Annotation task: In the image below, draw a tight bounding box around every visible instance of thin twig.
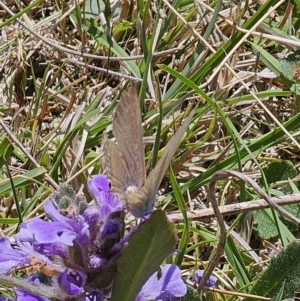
[197,171,226,291]
[168,193,300,221]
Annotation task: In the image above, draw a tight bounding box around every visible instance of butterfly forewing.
[113,86,145,189]
[139,108,196,203]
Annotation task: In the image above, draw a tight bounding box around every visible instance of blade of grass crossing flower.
[169,167,189,267]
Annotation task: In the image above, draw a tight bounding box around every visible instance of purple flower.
[13,290,51,301]
[15,216,77,246]
[58,269,86,295]
[0,175,128,301]
[27,275,41,285]
[79,290,105,301]
[88,175,124,219]
[0,237,30,273]
[193,270,217,288]
[14,200,90,260]
[0,175,188,301]
[135,264,187,301]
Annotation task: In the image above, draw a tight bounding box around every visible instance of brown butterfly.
[103,86,195,217]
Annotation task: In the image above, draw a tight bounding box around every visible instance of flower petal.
[136,264,187,301]
[79,290,105,301]
[193,270,217,288]
[16,218,76,246]
[0,237,30,273]
[58,269,86,295]
[88,175,124,219]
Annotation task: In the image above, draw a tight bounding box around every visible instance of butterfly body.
[103,86,194,217]
[126,190,155,218]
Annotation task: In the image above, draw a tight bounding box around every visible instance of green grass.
[2,0,300,300]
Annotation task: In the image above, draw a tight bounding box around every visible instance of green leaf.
[254,209,292,240]
[260,161,297,193]
[251,43,300,95]
[247,240,300,300]
[254,161,299,239]
[279,50,300,82]
[111,210,177,301]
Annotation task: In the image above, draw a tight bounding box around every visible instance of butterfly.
[103,86,195,217]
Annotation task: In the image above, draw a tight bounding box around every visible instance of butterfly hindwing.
[103,139,132,203]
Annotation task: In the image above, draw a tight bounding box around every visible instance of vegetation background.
[2,0,300,300]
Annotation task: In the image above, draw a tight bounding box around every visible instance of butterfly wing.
[103,139,133,204]
[138,108,196,206]
[113,86,146,189]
